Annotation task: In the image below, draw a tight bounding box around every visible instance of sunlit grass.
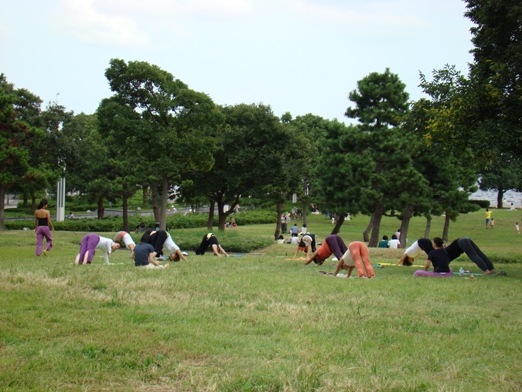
[0,209,521,391]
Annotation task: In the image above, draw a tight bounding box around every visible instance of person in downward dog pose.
[75,233,120,265]
[148,230,189,262]
[444,237,504,275]
[329,241,375,278]
[113,231,136,258]
[195,233,229,257]
[396,238,434,266]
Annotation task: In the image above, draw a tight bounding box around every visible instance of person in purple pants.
[34,199,54,256]
[304,234,347,265]
[75,233,120,265]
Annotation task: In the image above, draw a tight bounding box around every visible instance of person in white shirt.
[396,238,433,266]
[75,233,120,265]
[151,230,189,262]
[388,234,401,249]
[113,231,136,258]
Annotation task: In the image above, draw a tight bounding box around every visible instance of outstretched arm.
[304,250,318,265]
[397,253,408,266]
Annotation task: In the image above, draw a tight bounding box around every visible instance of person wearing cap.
[292,233,316,260]
[113,231,136,258]
[329,241,375,278]
[195,233,229,257]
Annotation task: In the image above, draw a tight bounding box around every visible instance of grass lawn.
[0,209,521,391]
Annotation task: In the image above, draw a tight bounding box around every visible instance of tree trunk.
[274,201,283,240]
[363,214,374,242]
[399,205,414,248]
[442,213,451,241]
[0,187,6,230]
[22,192,28,208]
[424,215,432,238]
[151,183,160,222]
[97,197,105,219]
[30,190,37,212]
[207,200,215,230]
[331,215,345,235]
[497,188,504,209]
[301,199,308,228]
[122,192,129,232]
[368,204,384,247]
[159,176,169,230]
[142,185,149,206]
[216,200,227,231]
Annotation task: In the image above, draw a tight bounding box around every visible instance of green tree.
[478,155,522,208]
[465,0,522,160]
[102,59,219,230]
[186,103,289,231]
[342,69,419,246]
[0,75,41,229]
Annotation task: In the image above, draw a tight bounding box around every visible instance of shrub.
[469,200,490,209]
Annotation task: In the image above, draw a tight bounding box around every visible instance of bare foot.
[43,250,47,256]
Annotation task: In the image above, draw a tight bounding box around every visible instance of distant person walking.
[485,208,492,229]
[34,198,54,256]
[516,222,520,234]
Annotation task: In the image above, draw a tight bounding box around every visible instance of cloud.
[54,0,151,48]
[285,0,426,33]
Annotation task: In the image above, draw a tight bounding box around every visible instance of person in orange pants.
[331,241,375,278]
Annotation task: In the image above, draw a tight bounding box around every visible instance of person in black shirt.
[414,237,452,278]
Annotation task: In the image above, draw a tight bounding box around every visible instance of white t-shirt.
[404,241,422,257]
[388,239,400,249]
[341,250,355,267]
[96,236,114,264]
[122,233,136,249]
[163,234,180,254]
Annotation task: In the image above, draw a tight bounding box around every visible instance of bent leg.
[358,242,375,278]
[326,235,348,260]
[42,227,53,252]
[458,238,490,271]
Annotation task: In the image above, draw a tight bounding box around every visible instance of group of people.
[33,197,506,278]
[397,237,504,277]
[378,234,401,249]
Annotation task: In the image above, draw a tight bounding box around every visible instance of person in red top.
[304,234,347,266]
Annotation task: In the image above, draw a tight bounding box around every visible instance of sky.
[1,0,475,123]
